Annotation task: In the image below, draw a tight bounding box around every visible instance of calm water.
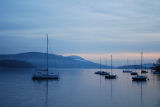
[0,68,160,107]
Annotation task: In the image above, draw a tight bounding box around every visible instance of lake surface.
[0,68,160,107]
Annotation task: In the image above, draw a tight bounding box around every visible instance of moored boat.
[123,58,132,73]
[153,71,160,74]
[100,71,110,75]
[123,70,132,73]
[105,74,116,79]
[32,34,59,80]
[140,52,148,74]
[131,71,138,75]
[132,75,148,81]
[105,55,117,79]
[132,52,149,81]
[95,71,103,74]
[141,70,148,73]
[32,72,59,79]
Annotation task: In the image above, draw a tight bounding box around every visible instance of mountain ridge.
[0,52,107,68]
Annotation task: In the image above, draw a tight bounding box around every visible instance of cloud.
[0,0,160,64]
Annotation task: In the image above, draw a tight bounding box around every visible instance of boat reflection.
[132,81,147,107]
[32,79,59,107]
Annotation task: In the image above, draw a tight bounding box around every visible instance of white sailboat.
[102,57,110,76]
[95,58,103,74]
[99,57,110,75]
[105,55,117,79]
[131,71,138,75]
[123,58,132,73]
[32,34,59,79]
[131,61,138,75]
[132,52,148,81]
[95,58,109,75]
[141,52,148,74]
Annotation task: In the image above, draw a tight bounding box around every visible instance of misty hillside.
[0,52,107,68]
[0,60,34,68]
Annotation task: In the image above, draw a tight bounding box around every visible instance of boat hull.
[141,70,148,73]
[95,71,102,74]
[131,72,138,75]
[132,76,147,81]
[105,74,116,79]
[153,71,160,74]
[100,72,110,75]
[32,74,59,79]
[95,71,109,75]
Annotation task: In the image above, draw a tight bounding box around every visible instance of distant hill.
[0,52,107,68]
[0,60,34,68]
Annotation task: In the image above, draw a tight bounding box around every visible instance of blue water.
[0,68,160,107]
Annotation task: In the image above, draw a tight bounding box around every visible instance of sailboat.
[95,58,109,75]
[95,58,103,74]
[131,61,138,75]
[123,58,132,73]
[132,52,148,81]
[99,58,110,75]
[131,71,138,75]
[141,52,148,74]
[32,34,59,79]
[102,57,110,75]
[105,55,117,79]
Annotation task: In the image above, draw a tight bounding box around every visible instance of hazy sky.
[0,0,160,65]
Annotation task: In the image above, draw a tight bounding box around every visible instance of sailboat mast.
[106,57,107,72]
[141,52,143,71]
[100,57,101,71]
[111,55,112,74]
[47,34,48,75]
[127,58,128,70]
